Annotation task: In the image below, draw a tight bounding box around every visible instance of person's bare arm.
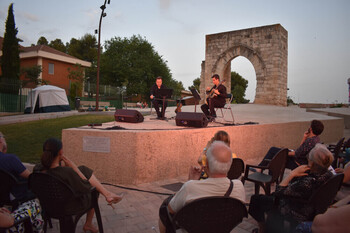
[342,164,350,183]
[279,165,310,187]
[288,151,295,157]
[61,155,87,180]
[312,205,350,233]
[300,130,310,146]
[167,204,175,214]
[0,208,14,228]
[188,166,201,180]
[19,169,30,179]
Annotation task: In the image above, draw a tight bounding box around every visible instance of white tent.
[24,85,70,114]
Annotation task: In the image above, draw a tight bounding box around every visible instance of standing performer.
[150,76,168,119]
[201,74,227,120]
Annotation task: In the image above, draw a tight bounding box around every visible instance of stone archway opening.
[231,56,257,103]
[200,24,288,106]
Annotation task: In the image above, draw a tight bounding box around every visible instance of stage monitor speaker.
[175,112,208,128]
[114,109,144,123]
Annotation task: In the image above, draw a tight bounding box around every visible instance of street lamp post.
[96,0,110,111]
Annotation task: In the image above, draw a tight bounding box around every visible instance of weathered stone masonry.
[200,24,288,106]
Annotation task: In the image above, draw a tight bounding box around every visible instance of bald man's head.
[206,141,232,175]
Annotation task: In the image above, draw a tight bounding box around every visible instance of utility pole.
[96,0,110,111]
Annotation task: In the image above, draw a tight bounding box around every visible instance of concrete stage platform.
[62,104,344,185]
[306,107,350,129]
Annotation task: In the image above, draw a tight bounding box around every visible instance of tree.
[101,35,177,99]
[20,65,46,86]
[66,34,98,84]
[188,77,200,92]
[49,38,66,53]
[1,3,20,94]
[231,71,249,103]
[37,36,48,45]
[67,64,85,101]
[67,34,97,63]
[169,79,185,98]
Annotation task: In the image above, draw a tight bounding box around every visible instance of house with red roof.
[0,36,91,95]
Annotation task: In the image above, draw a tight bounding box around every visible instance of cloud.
[20,12,39,22]
[0,9,6,21]
[159,0,171,10]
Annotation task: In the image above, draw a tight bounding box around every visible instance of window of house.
[48,63,54,75]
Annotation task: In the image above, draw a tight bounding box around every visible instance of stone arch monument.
[200,24,288,106]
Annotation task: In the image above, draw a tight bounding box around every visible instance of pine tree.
[1,3,20,94]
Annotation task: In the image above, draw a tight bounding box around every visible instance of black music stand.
[152,88,173,120]
[190,88,201,112]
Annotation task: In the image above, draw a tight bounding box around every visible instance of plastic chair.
[0,169,30,209]
[328,137,345,168]
[172,196,247,233]
[227,158,245,180]
[242,148,288,195]
[215,93,235,123]
[265,173,344,233]
[28,172,104,233]
[336,138,350,167]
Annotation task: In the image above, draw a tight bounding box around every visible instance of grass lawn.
[0,114,114,164]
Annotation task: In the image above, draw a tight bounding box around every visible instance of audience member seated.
[0,132,34,201]
[295,194,350,233]
[197,130,237,179]
[198,130,238,164]
[158,141,246,233]
[335,161,350,200]
[248,143,333,233]
[311,195,350,233]
[35,138,124,233]
[0,199,43,232]
[258,120,324,170]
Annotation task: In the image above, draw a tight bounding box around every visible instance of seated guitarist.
[201,74,227,120]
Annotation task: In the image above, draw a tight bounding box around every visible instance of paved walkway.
[44,173,260,233]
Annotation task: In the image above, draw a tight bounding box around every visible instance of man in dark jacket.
[150,76,168,119]
[201,74,227,120]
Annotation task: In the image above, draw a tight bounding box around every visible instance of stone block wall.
[201,24,288,106]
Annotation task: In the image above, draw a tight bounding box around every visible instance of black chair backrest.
[332,137,345,168]
[174,197,247,233]
[309,173,344,215]
[0,169,18,206]
[227,158,245,180]
[268,148,288,182]
[29,172,75,217]
[342,138,350,151]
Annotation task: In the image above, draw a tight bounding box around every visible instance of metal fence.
[0,79,124,113]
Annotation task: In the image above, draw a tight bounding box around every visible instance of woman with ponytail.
[38,138,123,233]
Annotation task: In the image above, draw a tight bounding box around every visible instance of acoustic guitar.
[205,79,226,105]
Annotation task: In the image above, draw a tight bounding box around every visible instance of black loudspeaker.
[175,112,208,128]
[114,109,144,123]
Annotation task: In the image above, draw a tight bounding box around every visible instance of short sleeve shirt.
[169,177,246,213]
[0,152,26,178]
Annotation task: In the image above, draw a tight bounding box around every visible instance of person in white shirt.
[158,141,246,233]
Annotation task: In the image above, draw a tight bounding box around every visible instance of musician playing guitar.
[201,74,227,121]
